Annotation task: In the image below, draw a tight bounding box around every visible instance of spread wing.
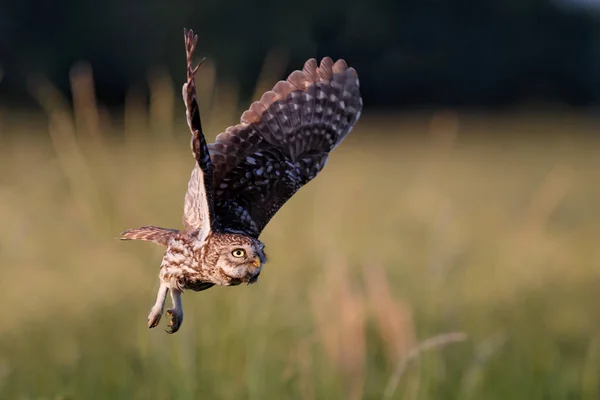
[181,29,215,240]
[208,57,362,238]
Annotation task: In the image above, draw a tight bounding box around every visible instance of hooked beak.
[252,256,261,268]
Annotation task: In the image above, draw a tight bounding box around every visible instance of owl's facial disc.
[214,235,267,283]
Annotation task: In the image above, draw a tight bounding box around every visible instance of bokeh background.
[1,0,600,399]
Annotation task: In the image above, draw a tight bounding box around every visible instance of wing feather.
[181,28,215,239]
[120,226,178,247]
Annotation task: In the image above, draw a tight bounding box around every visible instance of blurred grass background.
[0,59,600,399]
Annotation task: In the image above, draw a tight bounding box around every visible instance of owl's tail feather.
[119,226,179,247]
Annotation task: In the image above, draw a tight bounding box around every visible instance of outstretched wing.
[208,57,362,237]
[181,29,215,240]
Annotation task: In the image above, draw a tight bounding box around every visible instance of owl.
[120,29,362,333]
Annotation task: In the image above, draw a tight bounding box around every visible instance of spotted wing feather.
[119,226,178,247]
[181,29,215,239]
[209,57,362,237]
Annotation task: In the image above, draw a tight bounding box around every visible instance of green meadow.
[0,63,599,399]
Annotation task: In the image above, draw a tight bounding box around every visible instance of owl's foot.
[165,308,183,334]
[165,288,184,334]
[147,307,163,328]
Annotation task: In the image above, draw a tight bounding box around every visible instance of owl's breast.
[160,238,214,287]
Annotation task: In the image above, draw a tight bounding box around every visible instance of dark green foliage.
[1,0,600,109]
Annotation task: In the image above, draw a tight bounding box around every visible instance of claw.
[147,308,162,328]
[165,308,183,334]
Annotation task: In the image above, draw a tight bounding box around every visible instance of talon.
[147,308,163,328]
[165,308,183,334]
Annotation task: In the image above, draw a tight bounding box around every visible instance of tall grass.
[0,59,599,399]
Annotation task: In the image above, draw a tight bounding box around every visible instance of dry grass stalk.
[429,110,459,155]
[311,257,366,400]
[405,110,459,221]
[282,339,315,400]
[383,331,468,400]
[363,262,416,364]
[148,67,175,138]
[504,163,574,272]
[69,62,101,142]
[124,84,149,144]
[27,76,102,226]
[459,332,507,398]
[521,163,573,237]
[251,49,289,103]
[205,81,239,139]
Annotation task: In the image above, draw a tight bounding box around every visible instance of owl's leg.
[165,288,184,334]
[148,282,168,328]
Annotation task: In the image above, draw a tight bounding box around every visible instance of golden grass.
[0,62,599,399]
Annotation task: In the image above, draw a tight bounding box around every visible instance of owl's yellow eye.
[231,249,246,258]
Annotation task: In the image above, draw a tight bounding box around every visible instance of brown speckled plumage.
[119,28,362,334]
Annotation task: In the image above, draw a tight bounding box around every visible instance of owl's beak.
[252,256,261,268]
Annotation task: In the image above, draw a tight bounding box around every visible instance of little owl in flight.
[120,28,363,333]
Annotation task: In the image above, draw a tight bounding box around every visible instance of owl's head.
[209,233,267,284]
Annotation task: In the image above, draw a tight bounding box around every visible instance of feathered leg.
[148,282,168,328]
